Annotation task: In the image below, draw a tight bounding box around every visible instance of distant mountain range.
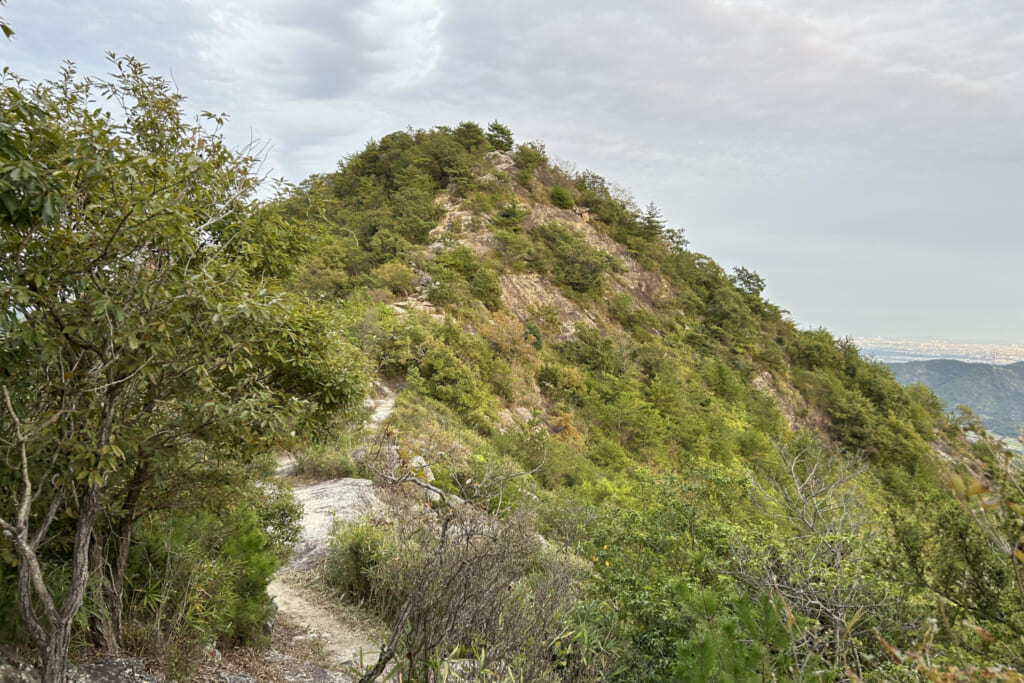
[888,359,1024,440]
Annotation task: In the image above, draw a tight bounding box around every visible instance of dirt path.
[267,572,381,670]
[263,383,399,679]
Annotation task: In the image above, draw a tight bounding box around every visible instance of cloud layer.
[4,1,1022,342]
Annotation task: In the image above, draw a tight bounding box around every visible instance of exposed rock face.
[751,369,830,436]
[487,150,515,172]
[499,273,592,339]
[518,198,669,306]
[288,478,384,571]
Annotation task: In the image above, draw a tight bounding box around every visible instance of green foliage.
[494,199,530,227]
[730,266,766,296]
[283,124,1022,681]
[293,419,366,479]
[0,102,995,680]
[562,325,626,375]
[123,493,299,676]
[550,185,574,209]
[427,245,503,311]
[792,328,845,372]
[530,221,617,295]
[585,376,670,455]
[485,121,514,152]
[639,202,666,238]
[407,336,498,431]
[370,260,418,296]
[0,58,363,674]
[325,491,579,682]
[453,121,489,153]
[537,363,588,406]
[494,422,597,488]
[324,521,394,604]
[513,141,547,184]
[575,471,814,681]
[0,0,12,39]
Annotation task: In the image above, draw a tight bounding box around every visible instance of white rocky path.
[266,382,398,678]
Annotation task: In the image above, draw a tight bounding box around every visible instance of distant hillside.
[889,359,1024,438]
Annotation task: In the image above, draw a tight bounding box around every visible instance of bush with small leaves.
[550,185,574,209]
[513,142,547,184]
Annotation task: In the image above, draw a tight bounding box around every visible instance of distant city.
[853,337,1024,365]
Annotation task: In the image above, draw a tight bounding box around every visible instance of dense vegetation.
[4,62,1024,682]
[281,123,1024,681]
[0,60,362,681]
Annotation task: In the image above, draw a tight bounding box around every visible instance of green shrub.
[469,267,503,311]
[294,443,362,479]
[531,221,616,295]
[513,142,547,184]
[122,497,298,676]
[324,521,394,605]
[494,200,529,227]
[493,422,595,488]
[563,325,625,375]
[537,363,588,405]
[550,185,574,209]
[453,121,489,152]
[427,245,503,311]
[370,261,418,296]
[407,340,498,430]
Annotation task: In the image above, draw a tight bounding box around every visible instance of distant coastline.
[853,337,1024,365]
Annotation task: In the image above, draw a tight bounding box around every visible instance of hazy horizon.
[854,337,1024,365]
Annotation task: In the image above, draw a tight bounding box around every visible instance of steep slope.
[269,123,1024,681]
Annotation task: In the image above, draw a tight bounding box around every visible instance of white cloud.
[355,0,443,89]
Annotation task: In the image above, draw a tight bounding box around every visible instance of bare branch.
[3,386,32,530]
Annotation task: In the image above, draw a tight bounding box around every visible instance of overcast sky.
[4,1,1023,344]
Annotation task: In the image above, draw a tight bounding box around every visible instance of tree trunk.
[32,485,101,683]
[90,460,149,653]
[41,622,73,683]
[89,533,120,653]
[109,461,149,639]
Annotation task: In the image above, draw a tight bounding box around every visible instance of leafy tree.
[453,120,489,152]
[665,226,690,253]
[730,266,766,297]
[0,58,363,681]
[512,141,547,184]
[485,120,514,152]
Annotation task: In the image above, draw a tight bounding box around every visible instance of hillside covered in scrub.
[4,63,1024,683]
[264,122,1024,680]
